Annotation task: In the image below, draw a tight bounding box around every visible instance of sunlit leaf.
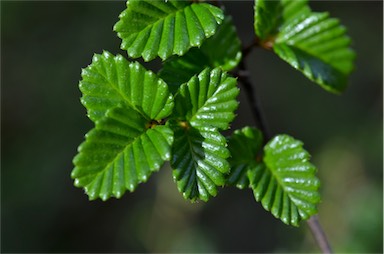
[79,51,174,122]
[74,51,175,200]
[254,0,355,93]
[274,12,355,93]
[168,68,238,201]
[170,123,230,202]
[254,0,310,40]
[72,106,173,201]
[248,134,321,226]
[114,0,224,61]
[174,68,239,130]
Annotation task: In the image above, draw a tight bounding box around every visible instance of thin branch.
[307,215,333,253]
[242,37,260,58]
[237,60,271,142]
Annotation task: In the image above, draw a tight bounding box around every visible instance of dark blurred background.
[1,1,382,253]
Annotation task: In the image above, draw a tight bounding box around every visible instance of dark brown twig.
[237,59,271,142]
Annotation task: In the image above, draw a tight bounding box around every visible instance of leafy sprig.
[72,0,355,230]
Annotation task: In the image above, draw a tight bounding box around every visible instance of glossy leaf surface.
[274,12,355,93]
[159,16,242,89]
[174,68,239,130]
[169,68,238,201]
[254,0,310,40]
[72,106,173,201]
[79,51,174,122]
[227,127,263,189]
[170,123,230,202]
[248,135,320,226]
[254,0,355,93]
[114,0,224,61]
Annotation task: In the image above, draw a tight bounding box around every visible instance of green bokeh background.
[1,1,382,252]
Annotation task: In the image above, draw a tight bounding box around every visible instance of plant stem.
[238,40,333,254]
[307,215,333,253]
[237,60,271,142]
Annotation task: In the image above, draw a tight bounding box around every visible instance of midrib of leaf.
[264,161,291,204]
[275,12,351,74]
[118,1,183,34]
[184,126,199,191]
[97,64,149,121]
[190,93,216,124]
[84,126,151,184]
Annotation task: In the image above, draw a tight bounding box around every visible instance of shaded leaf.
[114,0,224,61]
[227,127,263,189]
[170,122,230,202]
[248,135,320,226]
[72,106,173,201]
[159,16,242,89]
[174,68,239,130]
[79,51,174,122]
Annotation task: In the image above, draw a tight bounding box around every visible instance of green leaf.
[114,0,224,61]
[227,127,263,189]
[72,106,173,201]
[174,68,239,130]
[254,0,310,40]
[170,123,230,202]
[254,0,355,93]
[159,16,242,89]
[79,51,174,122]
[274,12,355,93]
[168,68,238,201]
[248,135,321,226]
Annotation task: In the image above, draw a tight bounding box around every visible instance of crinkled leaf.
[174,68,239,130]
[254,0,310,40]
[168,68,238,201]
[114,0,224,61]
[72,106,173,201]
[159,16,242,89]
[254,0,355,93]
[248,135,321,226]
[227,127,263,189]
[274,12,355,93]
[170,123,230,202]
[79,51,174,122]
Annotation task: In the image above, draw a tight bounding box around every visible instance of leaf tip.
[100,193,110,201]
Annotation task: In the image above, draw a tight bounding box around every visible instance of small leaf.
[79,51,174,122]
[274,12,355,93]
[159,16,242,88]
[227,127,263,189]
[114,0,224,61]
[248,134,320,226]
[174,68,239,130]
[72,106,173,201]
[170,122,230,202]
